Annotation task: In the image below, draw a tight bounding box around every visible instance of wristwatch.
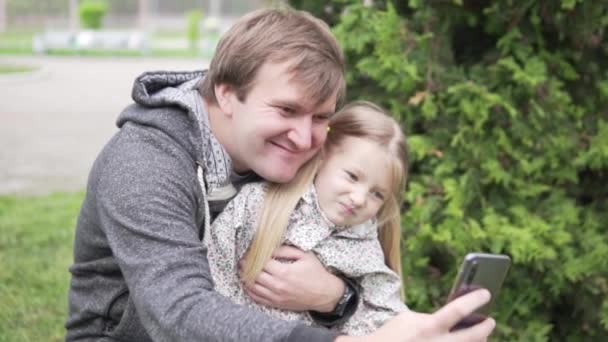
[333,282,356,316]
[309,278,359,327]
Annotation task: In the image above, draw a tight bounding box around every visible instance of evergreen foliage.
[186,10,202,51]
[291,0,608,340]
[78,0,108,30]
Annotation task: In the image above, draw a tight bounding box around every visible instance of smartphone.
[447,253,511,330]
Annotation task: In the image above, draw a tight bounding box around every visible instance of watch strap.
[309,276,360,327]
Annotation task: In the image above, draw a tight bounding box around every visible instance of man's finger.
[271,245,306,260]
[448,317,496,342]
[244,286,273,307]
[433,289,491,330]
[261,258,289,277]
[251,270,279,291]
[244,278,277,301]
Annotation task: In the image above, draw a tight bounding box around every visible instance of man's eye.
[279,106,294,115]
[345,171,358,181]
[313,114,330,122]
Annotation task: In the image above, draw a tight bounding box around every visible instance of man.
[66,8,495,341]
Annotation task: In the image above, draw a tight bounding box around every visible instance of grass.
[0,192,84,342]
[0,30,34,54]
[0,64,38,74]
[0,30,35,43]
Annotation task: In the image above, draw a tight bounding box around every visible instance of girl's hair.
[241,101,409,291]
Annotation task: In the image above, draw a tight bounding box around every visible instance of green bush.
[287,0,345,26]
[79,0,108,30]
[186,10,202,51]
[294,0,608,340]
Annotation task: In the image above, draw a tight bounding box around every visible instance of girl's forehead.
[332,137,394,178]
[333,136,388,158]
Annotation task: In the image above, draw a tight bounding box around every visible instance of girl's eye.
[345,171,358,181]
[373,191,385,201]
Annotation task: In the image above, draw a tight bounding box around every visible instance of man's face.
[314,136,391,227]
[221,62,337,183]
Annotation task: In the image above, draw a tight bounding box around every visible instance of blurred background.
[0,1,278,341]
[0,0,272,58]
[1,1,607,341]
[0,0,280,195]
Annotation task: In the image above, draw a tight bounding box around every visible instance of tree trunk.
[69,0,79,32]
[138,0,148,30]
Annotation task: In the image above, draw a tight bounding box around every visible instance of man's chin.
[256,167,298,184]
[251,155,311,183]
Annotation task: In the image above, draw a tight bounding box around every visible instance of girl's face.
[314,136,392,227]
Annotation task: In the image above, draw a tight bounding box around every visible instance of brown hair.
[242,101,409,297]
[199,8,346,107]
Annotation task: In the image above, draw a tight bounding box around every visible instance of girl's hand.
[240,245,344,312]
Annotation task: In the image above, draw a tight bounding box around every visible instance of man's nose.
[287,115,313,151]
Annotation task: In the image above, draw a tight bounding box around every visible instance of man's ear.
[214,83,235,117]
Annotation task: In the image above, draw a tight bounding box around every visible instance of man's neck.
[203,96,246,173]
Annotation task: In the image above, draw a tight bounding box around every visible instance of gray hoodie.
[65,71,338,341]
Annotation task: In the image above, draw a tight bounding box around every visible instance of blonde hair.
[200,8,346,107]
[242,101,409,295]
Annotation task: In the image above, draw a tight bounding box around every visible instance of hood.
[129,70,205,111]
[117,70,207,164]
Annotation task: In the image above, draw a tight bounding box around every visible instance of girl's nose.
[350,189,366,207]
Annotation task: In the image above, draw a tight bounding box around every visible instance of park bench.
[33,30,148,53]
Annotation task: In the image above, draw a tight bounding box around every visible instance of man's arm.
[311,224,406,334]
[309,275,359,327]
[95,126,336,341]
[336,290,496,342]
[241,245,359,325]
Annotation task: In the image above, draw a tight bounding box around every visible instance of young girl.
[204,101,409,335]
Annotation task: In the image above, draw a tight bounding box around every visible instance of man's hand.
[336,289,496,342]
[240,245,344,312]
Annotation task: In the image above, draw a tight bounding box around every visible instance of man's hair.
[199,8,345,107]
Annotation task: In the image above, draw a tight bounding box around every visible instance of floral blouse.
[203,182,408,335]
